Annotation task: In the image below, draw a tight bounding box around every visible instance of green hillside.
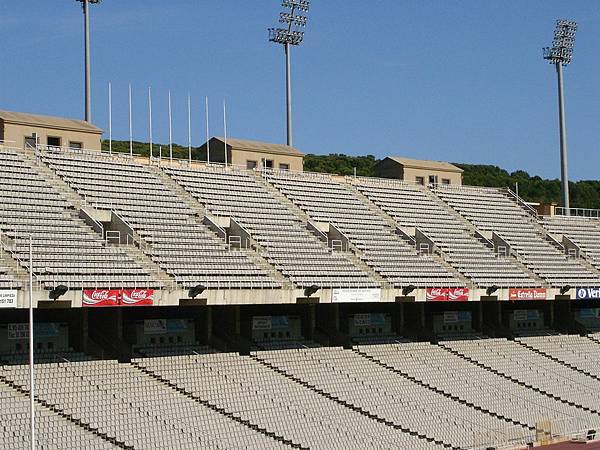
[102,140,600,209]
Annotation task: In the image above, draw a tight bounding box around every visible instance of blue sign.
[576,287,600,300]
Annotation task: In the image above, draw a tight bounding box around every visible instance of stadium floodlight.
[543,19,578,215]
[269,0,310,147]
[560,285,572,295]
[49,285,69,300]
[303,284,319,298]
[402,285,417,296]
[486,285,499,296]
[75,0,101,123]
[188,284,207,299]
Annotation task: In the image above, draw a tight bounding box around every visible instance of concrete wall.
[230,148,303,171]
[374,158,462,185]
[2,121,102,150]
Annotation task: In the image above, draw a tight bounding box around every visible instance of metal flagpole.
[128,84,133,157]
[205,96,210,164]
[223,100,228,167]
[108,82,112,155]
[188,94,192,163]
[148,87,153,162]
[168,90,173,162]
[29,235,35,450]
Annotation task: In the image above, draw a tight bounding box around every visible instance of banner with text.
[508,288,547,301]
[426,288,469,302]
[0,290,17,308]
[576,287,600,300]
[82,289,120,307]
[332,288,381,303]
[122,289,155,306]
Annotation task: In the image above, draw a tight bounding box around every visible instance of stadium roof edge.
[0,109,103,134]
[384,156,463,173]
[210,136,304,157]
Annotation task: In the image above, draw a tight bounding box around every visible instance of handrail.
[506,188,538,217]
[556,206,600,219]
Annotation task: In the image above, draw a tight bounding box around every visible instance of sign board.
[0,290,17,308]
[7,323,28,340]
[83,289,120,307]
[332,288,381,303]
[513,310,540,322]
[354,313,372,327]
[7,322,60,339]
[427,288,469,302]
[252,316,272,330]
[143,319,187,335]
[508,288,547,301]
[122,289,154,306]
[576,287,600,300]
[443,311,471,324]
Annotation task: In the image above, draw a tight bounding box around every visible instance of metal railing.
[556,206,600,219]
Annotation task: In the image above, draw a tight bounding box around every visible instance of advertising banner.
[252,316,272,330]
[575,287,600,300]
[508,288,547,301]
[427,288,469,302]
[332,288,381,303]
[83,289,120,307]
[0,290,17,308]
[121,289,155,306]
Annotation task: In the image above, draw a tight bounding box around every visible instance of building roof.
[385,156,463,173]
[0,110,103,134]
[211,137,304,157]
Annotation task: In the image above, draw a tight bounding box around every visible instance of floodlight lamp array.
[75,0,101,3]
[280,12,307,27]
[282,0,310,12]
[543,19,577,66]
[269,28,304,46]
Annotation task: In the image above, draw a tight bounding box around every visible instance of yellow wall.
[403,167,462,185]
[2,122,102,150]
[230,149,303,171]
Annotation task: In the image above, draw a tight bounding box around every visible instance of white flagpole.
[148,87,153,161]
[108,82,112,155]
[128,83,133,157]
[223,99,228,167]
[188,94,192,164]
[29,235,35,450]
[168,90,173,163]
[205,96,210,164]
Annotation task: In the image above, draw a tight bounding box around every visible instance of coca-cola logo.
[429,288,443,296]
[130,290,149,299]
[91,290,113,300]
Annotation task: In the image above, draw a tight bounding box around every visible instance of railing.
[506,187,539,217]
[556,206,600,219]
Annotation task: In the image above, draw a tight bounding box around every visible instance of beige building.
[0,110,102,151]
[375,156,463,186]
[199,137,304,171]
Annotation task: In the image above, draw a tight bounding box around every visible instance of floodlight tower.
[269,0,310,147]
[76,0,101,123]
[543,19,578,214]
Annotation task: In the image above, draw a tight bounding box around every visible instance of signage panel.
[122,289,154,306]
[576,287,600,300]
[332,288,381,303]
[427,288,469,302]
[83,289,120,307]
[252,316,272,330]
[508,288,547,301]
[0,290,17,308]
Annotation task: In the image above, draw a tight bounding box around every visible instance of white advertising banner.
[332,288,381,303]
[0,290,17,308]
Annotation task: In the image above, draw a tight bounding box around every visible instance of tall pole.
[108,82,112,155]
[284,43,293,147]
[188,94,192,163]
[223,100,228,167]
[128,84,133,157]
[148,87,153,161]
[83,0,92,122]
[556,62,570,214]
[168,90,173,162]
[205,96,210,164]
[28,235,35,450]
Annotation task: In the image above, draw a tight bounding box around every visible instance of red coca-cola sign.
[426,287,469,302]
[82,289,120,307]
[121,289,154,306]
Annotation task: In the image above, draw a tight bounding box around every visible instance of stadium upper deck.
[1,143,600,307]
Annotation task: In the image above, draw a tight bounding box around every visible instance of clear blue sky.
[2,1,599,179]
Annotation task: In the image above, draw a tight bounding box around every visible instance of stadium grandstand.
[2,129,600,449]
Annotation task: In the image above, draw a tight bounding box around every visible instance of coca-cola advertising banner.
[426,288,469,302]
[82,289,155,307]
[121,289,155,306]
[508,288,547,301]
